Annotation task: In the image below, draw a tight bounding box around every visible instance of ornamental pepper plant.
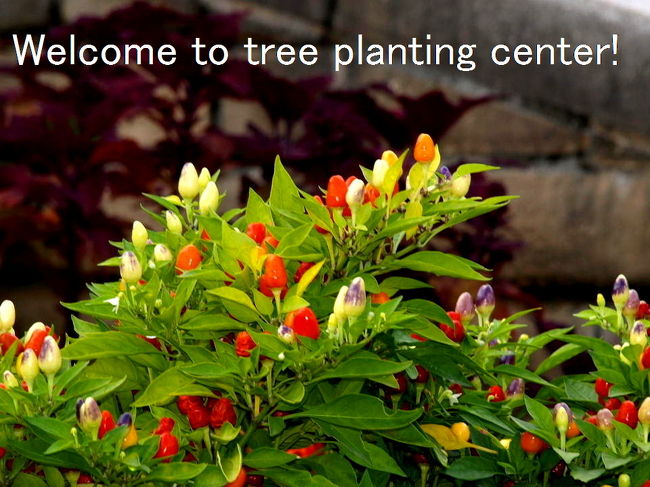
[1,135,649,486]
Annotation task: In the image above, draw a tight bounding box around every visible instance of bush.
[1,134,648,486]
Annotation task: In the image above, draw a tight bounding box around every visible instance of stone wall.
[2,0,649,326]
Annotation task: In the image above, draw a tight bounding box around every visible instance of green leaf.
[245,189,273,225]
[148,463,207,482]
[277,381,305,405]
[180,313,245,331]
[570,467,605,483]
[62,332,162,361]
[133,368,212,407]
[244,448,295,469]
[552,447,580,464]
[269,157,302,213]
[315,355,411,381]
[454,163,499,177]
[535,343,585,375]
[393,251,488,281]
[207,287,257,312]
[403,300,452,325]
[289,394,420,430]
[445,456,501,481]
[564,379,599,403]
[524,395,554,434]
[491,365,553,388]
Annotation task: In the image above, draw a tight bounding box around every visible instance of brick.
[332,0,650,134]
[440,101,587,157]
[0,0,50,30]
[494,167,650,286]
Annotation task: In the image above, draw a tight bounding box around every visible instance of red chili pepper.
[247,474,264,486]
[154,432,179,461]
[294,262,314,283]
[263,235,279,248]
[638,300,649,320]
[566,421,581,438]
[259,254,288,297]
[410,333,427,342]
[136,334,162,351]
[411,453,429,465]
[177,395,203,415]
[0,333,23,355]
[285,307,320,340]
[246,222,267,244]
[551,461,566,477]
[371,292,390,304]
[600,397,622,410]
[386,373,408,395]
[235,331,256,358]
[286,442,325,458]
[153,417,175,435]
[98,410,116,439]
[414,133,435,162]
[210,398,237,429]
[642,347,650,370]
[364,184,380,206]
[439,311,465,342]
[225,468,248,487]
[77,473,95,484]
[520,432,549,455]
[326,175,347,208]
[175,244,202,274]
[201,229,211,240]
[615,400,638,429]
[641,481,650,487]
[25,328,50,356]
[594,377,613,397]
[486,385,506,402]
[585,415,599,426]
[449,383,463,395]
[187,405,210,429]
[415,365,429,384]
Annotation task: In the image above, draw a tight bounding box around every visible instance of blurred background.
[0,0,648,362]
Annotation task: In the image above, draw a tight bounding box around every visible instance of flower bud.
[597,408,614,431]
[553,403,571,433]
[499,438,511,449]
[381,150,398,166]
[506,378,524,399]
[597,293,606,307]
[455,292,475,325]
[198,167,211,192]
[199,181,219,216]
[117,412,133,427]
[475,284,495,321]
[518,334,529,342]
[131,221,148,250]
[119,251,142,284]
[333,286,348,322]
[77,397,102,438]
[630,321,648,347]
[372,159,389,190]
[345,178,365,208]
[619,473,631,487]
[624,290,641,319]
[178,162,200,200]
[439,166,452,181]
[327,313,338,337]
[612,274,630,309]
[153,244,173,263]
[24,322,46,344]
[277,325,296,344]
[38,335,62,376]
[166,211,182,234]
[3,370,18,388]
[344,277,366,318]
[16,349,39,384]
[639,397,650,425]
[450,174,471,198]
[499,353,515,365]
[0,300,15,332]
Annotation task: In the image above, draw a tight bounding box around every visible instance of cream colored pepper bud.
[198,167,211,192]
[38,335,62,376]
[199,181,219,215]
[178,162,200,200]
[165,211,182,234]
[153,244,173,263]
[450,173,471,198]
[131,221,148,250]
[0,300,15,333]
[17,349,39,384]
[120,252,142,283]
